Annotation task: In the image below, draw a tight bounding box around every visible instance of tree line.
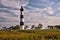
[2,23,60,30]
[1,23,43,30]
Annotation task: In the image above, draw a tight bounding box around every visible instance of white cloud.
[23,0,60,29]
[24,5,60,29]
[47,7,54,15]
[1,0,28,8]
[41,16,60,28]
[0,12,19,28]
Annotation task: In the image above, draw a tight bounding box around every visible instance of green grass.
[0,29,60,40]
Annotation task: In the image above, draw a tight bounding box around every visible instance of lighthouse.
[20,6,24,30]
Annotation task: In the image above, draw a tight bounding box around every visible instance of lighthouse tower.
[20,6,24,30]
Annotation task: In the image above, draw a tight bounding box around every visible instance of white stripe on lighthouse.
[20,18,24,22]
[22,18,24,22]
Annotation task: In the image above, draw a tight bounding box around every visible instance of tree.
[2,27,7,30]
[55,25,60,29]
[24,25,28,30]
[38,23,42,29]
[9,26,14,30]
[31,25,36,29]
[48,25,54,29]
[6,25,20,30]
[14,25,20,30]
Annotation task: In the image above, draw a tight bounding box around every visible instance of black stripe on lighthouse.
[20,15,24,18]
[20,14,24,25]
[20,22,24,25]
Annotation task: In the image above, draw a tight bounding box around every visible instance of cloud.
[0,4,18,10]
[0,12,19,28]
[1,0,28,8]
[47,7,54,15]
[0,0,29,28]
[0,0,60,29]
[24,0,60,29]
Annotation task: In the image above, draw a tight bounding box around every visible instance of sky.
[0,0,60,29]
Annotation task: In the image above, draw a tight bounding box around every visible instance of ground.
[0,29,60,40]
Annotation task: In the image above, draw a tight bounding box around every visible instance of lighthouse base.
[20,25,25,30]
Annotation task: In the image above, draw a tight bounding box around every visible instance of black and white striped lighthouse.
[20,6,24,30]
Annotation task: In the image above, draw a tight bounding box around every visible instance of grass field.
[0,29,60,40]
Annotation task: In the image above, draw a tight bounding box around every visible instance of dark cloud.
[0,17,6,22]
[0,3,19,10]
[0,9,12,13]
[0,9,18,17]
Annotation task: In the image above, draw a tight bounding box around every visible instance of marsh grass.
[0,29,60,40]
